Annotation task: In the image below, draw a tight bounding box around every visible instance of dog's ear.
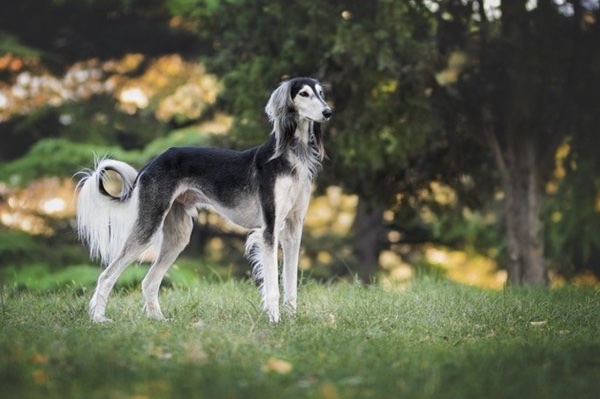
[274,108,297,159]
[312,122,326,161]
[265,80,297,159]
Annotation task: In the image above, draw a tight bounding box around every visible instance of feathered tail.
[76,159,139,267]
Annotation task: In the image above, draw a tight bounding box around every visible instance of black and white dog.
[77,77,332,323]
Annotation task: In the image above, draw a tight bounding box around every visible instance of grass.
[1,278,599,399]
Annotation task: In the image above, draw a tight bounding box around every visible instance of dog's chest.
[287,144,320,182]
[274,173,311,216]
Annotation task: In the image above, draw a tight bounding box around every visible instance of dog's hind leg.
[90,191,171,323]
[89,236,151,323]
[246,228,280,323]
[248,194,281,323]
[142,203,193,320]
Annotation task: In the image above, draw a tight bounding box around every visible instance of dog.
[76,77,332,323]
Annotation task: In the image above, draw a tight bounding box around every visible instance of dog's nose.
[322,108,333,119]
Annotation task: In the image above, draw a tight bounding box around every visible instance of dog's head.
[265,77,332,160]
[289,78,332,122]
[266,77,332,124]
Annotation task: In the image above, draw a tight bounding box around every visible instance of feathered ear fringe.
[312,122,326,161]
[275,111,297,159]
[265,80,297,160]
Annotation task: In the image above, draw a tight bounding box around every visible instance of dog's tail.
[76,159,139,267]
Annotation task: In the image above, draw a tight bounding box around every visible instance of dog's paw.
[145,311,167,321]
[268,314,280,323]
[262,295,280,323]
[283,302,297,317]
[266,309,280,323]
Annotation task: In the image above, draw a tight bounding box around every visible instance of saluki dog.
[77,77,332,323]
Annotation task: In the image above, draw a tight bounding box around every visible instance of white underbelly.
[207,197,263,229]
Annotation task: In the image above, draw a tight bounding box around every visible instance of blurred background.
[1,0,599,292]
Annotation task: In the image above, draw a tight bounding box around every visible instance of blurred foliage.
[0,0,599,286]
[174,0,459,280]
[183,0,444,203]
[0,127,215,185]
[431,0,600,283]
[177,0,600,281]
[0,227,87,268]
[0,229,39,264]
[1,263,201,292]
[0,138,134,184]
[546,143,600,277]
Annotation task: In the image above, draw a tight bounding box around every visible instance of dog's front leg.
[261,229,280,323]
[281,220,303,315]
[281,188,310,316]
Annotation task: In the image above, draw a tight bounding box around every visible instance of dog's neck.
[287,117,321,180]
[295,118,312,144]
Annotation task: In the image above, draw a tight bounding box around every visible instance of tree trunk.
[504,167,547,285]
[501,139,548,286]
[494,0,548,286]
[482,107,548,286]
[351,199,385,284]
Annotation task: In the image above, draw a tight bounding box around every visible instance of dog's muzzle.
[322,108,333,120]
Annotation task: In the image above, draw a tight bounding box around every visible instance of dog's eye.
[299,91,309,97]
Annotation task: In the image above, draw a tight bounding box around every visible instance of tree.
[0,0,220,174]
[432,0,600,284]
[0,0,222,269]
[171,0,449,281]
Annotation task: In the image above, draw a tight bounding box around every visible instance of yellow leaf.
[32,370,47,384]
[159,330,170,338]
[261,357,293,375]
[30,353,48,364]
[326,313,336,326]
[320,382,341,399]
[530,320,549,327]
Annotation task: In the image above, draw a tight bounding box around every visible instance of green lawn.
[1,278,599,399]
